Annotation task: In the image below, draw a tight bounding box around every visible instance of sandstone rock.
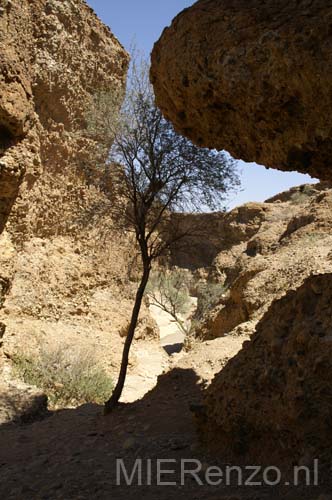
[151,0,332,180]
[0,1,161,408]
[265,183,328,204]
[169,202,271,269]
[193,184,332,340]
[0,0,129,233]
[198,273,332,465]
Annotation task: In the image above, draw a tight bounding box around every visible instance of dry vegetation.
[12,342,113,407]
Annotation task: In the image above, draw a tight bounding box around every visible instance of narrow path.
[149,303,185,354]
[120,341,168,403]
[121,300,191,403]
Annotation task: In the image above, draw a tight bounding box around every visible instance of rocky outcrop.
[169,202,273,270]
[199,273,332,465]
[151,0,332,180]
[0,0,128,233]
[0,0,130,364]
[0,1,162,405]
[188,188,332,467]
[194,183,332,339]
[151,0,332,468]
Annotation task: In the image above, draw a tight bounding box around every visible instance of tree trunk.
[104,263,151,414]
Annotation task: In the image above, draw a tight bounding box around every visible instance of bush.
[147,268,193,335]
[12,343,113,407]
[289,185,316,205]
[147,268,191,315]
[195,281,228,319]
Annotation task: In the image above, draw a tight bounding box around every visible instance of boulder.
[151,0,332,180]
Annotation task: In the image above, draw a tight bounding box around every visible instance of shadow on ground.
[0,368,329,499]
[162,342,183,355]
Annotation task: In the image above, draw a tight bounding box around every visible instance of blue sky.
[87,0,317,209]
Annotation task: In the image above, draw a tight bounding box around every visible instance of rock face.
[193,183,332,339]
[199,273,332,465]
[169,203,271,270]
[0,0,128,233]
[151,0,332,180]
[150,0,332,468]
[186,185,332,466]
[0,0,161,414]
[0,0,129,356]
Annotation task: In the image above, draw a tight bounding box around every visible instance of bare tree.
[103,55,240,413]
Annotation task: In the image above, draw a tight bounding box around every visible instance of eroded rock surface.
[150,0,332,470]
[169,202,271,269]
[193,183,332,340]
[151,0,332,180]
[0,0,128,233]
[199,273,332,465]
[0,1,164,416]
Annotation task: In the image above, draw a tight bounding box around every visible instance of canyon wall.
[0,0,128,234]
[0,0,158,409]
[169,203,272,270]
[199,272,332,465]
[193,183,332,339]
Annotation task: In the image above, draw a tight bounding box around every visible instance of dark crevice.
[0,125,15,152]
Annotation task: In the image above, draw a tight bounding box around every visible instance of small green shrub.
[302,231,327,243]
[196,281,228,319]
[86,87,123,141]
[147,269,191,315]
[289,186,316,205]
[12,343,113,407]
